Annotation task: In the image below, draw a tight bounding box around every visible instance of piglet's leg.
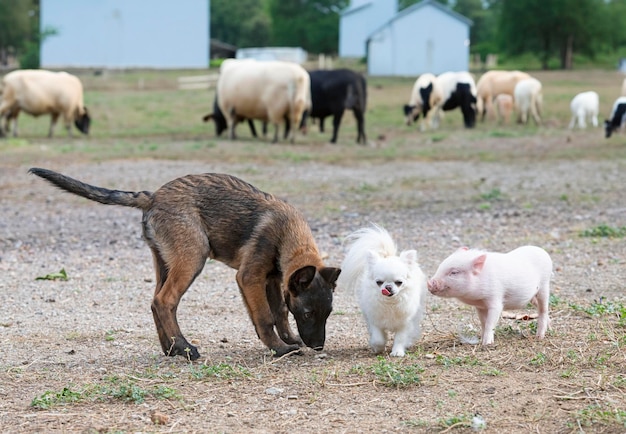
[535,284,551,339]
[476,307,501,345]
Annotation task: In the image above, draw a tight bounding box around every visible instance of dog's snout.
[385,284,393,290]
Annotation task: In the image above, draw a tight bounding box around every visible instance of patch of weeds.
[478,202,492,211]
[348,364,366,376]
[371,356,423,388]
[189,362,251,380]
[351,182,379,193]
[580,224,626,238]
[613,375,626,389]
[481,368,504,376]
[277,151,312,163]
[105,330,115,341]
[529,352,547,366]
[31,387,85,409]
[560,367,578,378]
[35,268,68,281]
[549,294,563,307]
[430,133,447,142]
[480,188,503,202]
[102,379,147,404]
[435,355,481,368]
[438,414,471,429]
[572,404,626,429]
[569,298,626,326]
[402,419,428,428]
[559,194,569,202]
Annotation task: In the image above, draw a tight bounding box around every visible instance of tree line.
[2,0,626,70]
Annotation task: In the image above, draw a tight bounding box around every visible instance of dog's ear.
[366,250,381,268]
[320,267,341,290]
[288,265,317,294]
[400,249,418,265]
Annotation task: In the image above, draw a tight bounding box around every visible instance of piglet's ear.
[472,254,487,274]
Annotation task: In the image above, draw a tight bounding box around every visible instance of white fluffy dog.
[339,225,428,356]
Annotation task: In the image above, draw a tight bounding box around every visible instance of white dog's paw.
[370,343,386,354]
[390,347,406,357]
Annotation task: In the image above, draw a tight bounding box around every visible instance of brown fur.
[28,168,340,360]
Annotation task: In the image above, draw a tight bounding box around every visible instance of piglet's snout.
[427,279,439,293]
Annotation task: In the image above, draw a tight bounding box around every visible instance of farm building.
[339,0,398,58]
[367,0,472,76]
[40,0,209,69]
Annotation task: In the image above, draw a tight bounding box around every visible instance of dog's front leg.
[266,275,303,347]
[237,270,301,356]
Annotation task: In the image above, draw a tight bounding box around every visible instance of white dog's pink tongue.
[381,288,391,296]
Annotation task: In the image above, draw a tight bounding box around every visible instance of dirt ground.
[1,131,625,433]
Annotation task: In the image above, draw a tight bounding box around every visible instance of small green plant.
[573,404,626,429]
[31,387,84,409]
[569,298,626,326]
[580,224,626,238]
[105,330,115,341]
[529,352,547,366]
[435,355,481,368]
[480,188,503,202]
[35,268,68,281]
[371,356,423,388]
[481,368,504,376]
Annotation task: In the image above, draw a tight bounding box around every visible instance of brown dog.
[29,168,341,360]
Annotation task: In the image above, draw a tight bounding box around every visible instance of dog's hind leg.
[149,239,208,361]
[237,267,301,357]
[266,275,303,346]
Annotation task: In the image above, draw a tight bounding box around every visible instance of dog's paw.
[390,348,406,357]
[272,344,302,357]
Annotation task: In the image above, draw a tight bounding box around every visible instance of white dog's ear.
[400,249,418,265]
[366,250,381,268]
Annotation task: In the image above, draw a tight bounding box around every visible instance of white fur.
[514,77,543,125]
[427,246,552,345]
[494,93,513,124]
[569,91,599,129]
[338,225,427,357]
[216,59,311,143]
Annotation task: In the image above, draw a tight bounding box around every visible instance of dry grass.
[0,68,625,433]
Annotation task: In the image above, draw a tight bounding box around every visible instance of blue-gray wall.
[368,3,470,76]
[41,0,209,68]
[339,0,397,58]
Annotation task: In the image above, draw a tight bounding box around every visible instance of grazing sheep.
[476,70,531,121]
[403,73,436,130]
[514,77,543,125]
[0,69,90,138]
[494,94,514,124]
[604,96,626,138]
[205,59,310,143]
[568,91,599,129]
[420,71,477,129]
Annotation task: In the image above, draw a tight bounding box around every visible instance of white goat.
[568,91,599,129]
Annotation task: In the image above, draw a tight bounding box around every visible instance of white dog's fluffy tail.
[338,224,397,294]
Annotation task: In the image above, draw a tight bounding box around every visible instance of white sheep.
[568,91,599,129]
[0,69,90,137]
[212,59,311,143]
[514,77,543,125]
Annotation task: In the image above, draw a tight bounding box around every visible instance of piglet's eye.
[449,270,460,276]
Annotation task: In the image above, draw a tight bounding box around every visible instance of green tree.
[211,0,271,48]
[268,0,348,54]
[498,0,605,69]
[0,0,35,66]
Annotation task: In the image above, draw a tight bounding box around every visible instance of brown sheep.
[0,69,90,138]
[476,70,530,122]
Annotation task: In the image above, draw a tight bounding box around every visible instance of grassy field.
[2,67,626,165]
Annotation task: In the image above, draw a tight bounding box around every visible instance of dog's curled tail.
[338,224,398,293]
[29,167,153,210]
